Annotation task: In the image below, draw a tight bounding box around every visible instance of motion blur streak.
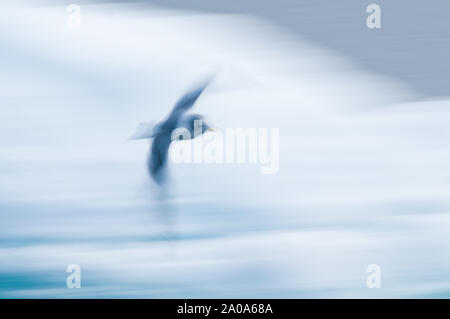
[0,2,449,298]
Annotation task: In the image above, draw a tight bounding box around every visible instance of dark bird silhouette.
[131,79,213,185]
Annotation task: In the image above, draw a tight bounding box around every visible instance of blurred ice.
[0,3,449,298]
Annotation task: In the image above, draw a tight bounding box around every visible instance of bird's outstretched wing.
[129,122,156,140]
[148,134,172,185]
[168,77,213,120]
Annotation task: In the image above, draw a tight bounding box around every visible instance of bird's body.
[131,79,212,185]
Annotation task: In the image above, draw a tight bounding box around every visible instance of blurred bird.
[130,78,213,185]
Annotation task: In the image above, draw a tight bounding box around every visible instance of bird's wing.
[168,77,213,119]
[129,122,156,140]
[148,134,171,185]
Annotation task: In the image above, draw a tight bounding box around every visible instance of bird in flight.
[130,78,213,185]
